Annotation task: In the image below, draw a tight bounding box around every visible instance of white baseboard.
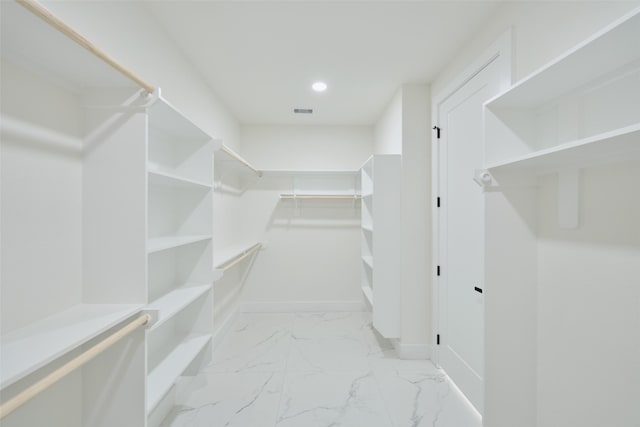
[240,300,365,313]
[392,340,432,360]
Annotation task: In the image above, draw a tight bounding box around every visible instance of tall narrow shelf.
[359,155,401,338]
[145,96,214,424]
[482,8,640,427]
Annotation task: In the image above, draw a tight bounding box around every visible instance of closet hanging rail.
[219,243,262,271]
[0,313,150,420]
[16,0,155,94]
[279,194,362,200]
[219,145,263,177]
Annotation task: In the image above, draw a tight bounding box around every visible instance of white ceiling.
[146,1,502,126]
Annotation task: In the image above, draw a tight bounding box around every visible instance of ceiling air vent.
[293,108,313,114]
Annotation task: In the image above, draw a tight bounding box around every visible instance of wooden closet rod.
[220,243,262,271]
[16,0,155,94]
[220,145,263,177]
[0,313,150,420]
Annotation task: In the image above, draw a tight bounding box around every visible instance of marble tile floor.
[161,312,482,427]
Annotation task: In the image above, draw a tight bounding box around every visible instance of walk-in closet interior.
[1,1,638,426]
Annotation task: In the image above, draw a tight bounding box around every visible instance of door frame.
[430,30,512,367]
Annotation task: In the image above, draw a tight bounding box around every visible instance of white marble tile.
[161,372,283,427]
[276,370,393,427]
[373,369,482,427]
[207,313,295,373]
[287,334,371,373]
[292,312,372,340]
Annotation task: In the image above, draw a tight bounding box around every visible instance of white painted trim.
[430,29,512,366]
[392,340,433,360]
[240,300,365,313]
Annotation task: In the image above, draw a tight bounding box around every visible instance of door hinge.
[437,197,440,207]
[437,265,441,276]
[436,334,440,345]
[432,126,441,139]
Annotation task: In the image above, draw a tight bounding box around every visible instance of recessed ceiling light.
[312,81,328,92]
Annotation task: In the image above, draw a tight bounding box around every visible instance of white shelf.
[147,334,211,412]
[362,255,374,269]
[362,286,373,307]
[147,235,212,254]
[146,284,212,332]
[486,124,640,173]
[260,169,359,177]
[486,8,640,110]
[148,170,212,190]
[0,304,142,389]
[213,241,262,269]
[361,224,373,233]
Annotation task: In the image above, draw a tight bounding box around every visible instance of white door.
[435,56,507,414]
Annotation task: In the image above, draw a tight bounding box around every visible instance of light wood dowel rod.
[0,314,150,420]
[220,145,262,177]
[220,244,262,271]
[16,0,155,93]
[280,194,362,200]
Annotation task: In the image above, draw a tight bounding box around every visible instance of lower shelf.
[147,334,212,413]
[0,304,142,389]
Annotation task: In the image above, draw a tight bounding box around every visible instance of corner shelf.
[147,235,212,254]
[0,304,143,389]
[146,284,212,332]
[146,334,212,413]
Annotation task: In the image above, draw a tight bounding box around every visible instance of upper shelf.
[486,7,640,110]
[486,123,640,174]
[0,304,142,389]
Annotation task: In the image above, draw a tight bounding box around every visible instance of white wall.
[399,85,431,348]
[373,90,402,155]
[241,125,373,170]
[1,60,83,333]
[536,162,640,427]
[373,85,432,354]
[238,125,372,306]
[41,1,240,152]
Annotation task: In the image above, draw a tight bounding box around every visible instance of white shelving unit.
[359,155,401,338]
[145,95,214,424]
[482,8,640,427]
[147,334,212,413]
[1,3,147,426]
